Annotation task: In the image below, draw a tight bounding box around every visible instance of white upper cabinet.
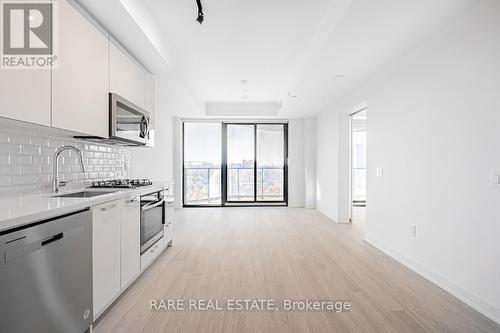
[0,0,154,139]
[52,0,109,137]
[109,41,147,110]
[0,69,50,126]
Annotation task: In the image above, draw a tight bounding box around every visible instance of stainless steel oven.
[140,190,164,254]
[110,93,150,146]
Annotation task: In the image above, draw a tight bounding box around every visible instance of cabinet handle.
[149,244,159,253]
[100,204,117,211]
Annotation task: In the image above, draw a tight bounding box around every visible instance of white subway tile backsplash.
[21,165,41,175]
[11,175,39,185]
[9,134,31,145]
[22,144,41,155]
[0,165,21,176]
[0,155,10,165]
[0,143,21,154]
[11,155,33,165]
[30,136,49,146]
[0,133,10,143]
[40,146,57,156]
[0,126,130,197]
[0,176,10,186]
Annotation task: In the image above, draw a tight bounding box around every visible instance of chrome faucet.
[53,145,86,193]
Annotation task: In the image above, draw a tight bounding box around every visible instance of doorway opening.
[349,109,367,229]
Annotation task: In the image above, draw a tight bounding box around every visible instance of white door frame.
[348,102,367,223]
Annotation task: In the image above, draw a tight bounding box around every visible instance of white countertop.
[0,183,169,233]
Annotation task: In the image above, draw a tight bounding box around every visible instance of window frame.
[182,121,288,207]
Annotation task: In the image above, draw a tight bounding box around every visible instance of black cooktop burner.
[91,179,153,188]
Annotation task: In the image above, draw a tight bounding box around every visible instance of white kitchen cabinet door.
[92,199,122,319]
[109,41,146,110]
[164,203,175,245]
[120,196,140,289]
[0,69,50,126]
[52,0,109,137]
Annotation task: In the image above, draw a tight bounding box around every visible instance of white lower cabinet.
[92,188,174,321]
[164,203,175,245]
[120,196,141,289]
[92,199,122,319]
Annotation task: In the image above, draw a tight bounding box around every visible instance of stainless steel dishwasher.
[0,208,93,333]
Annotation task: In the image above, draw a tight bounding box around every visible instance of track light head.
[196,11,204,24]
[196,0,204,24]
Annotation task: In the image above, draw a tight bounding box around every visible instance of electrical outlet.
[376,168,384,177]
[409,224,417,238]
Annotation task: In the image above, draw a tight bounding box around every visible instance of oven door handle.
[141,199,164,211]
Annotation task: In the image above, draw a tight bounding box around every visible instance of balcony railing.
[184,166,284,204]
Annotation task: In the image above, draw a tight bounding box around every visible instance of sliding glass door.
[226,124,255,201]
[183,122,287,206]
[224,123,287,205]
[256,124,286,202]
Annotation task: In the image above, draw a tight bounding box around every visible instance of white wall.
[287,118,305,207]
[304,118,316,208]
[316,110,340,220]
[315,0,500,323]
[173,117,183,208]
[131,75,202,182]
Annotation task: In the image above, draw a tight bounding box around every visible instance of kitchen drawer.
[140,237,164,270]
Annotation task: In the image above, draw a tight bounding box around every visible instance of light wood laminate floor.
[94,208,499,333]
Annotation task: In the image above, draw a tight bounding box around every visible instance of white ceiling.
[80,0,478,118]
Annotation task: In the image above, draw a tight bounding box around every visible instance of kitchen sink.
[53,191,115,198]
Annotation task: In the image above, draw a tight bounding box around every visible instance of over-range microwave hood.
[74,93,151,146]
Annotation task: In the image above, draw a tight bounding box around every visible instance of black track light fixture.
[196,0,204,24]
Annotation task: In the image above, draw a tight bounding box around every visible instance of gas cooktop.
[90,179,153,188]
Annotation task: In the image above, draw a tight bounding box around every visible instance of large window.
[183,123,222,205]
[183,122,287,206]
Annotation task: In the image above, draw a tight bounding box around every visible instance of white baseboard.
[315,207,338,223]
[315,207,351,224]
[364,234,500,325]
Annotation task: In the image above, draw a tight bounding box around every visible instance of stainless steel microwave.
[109,93,150,146]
